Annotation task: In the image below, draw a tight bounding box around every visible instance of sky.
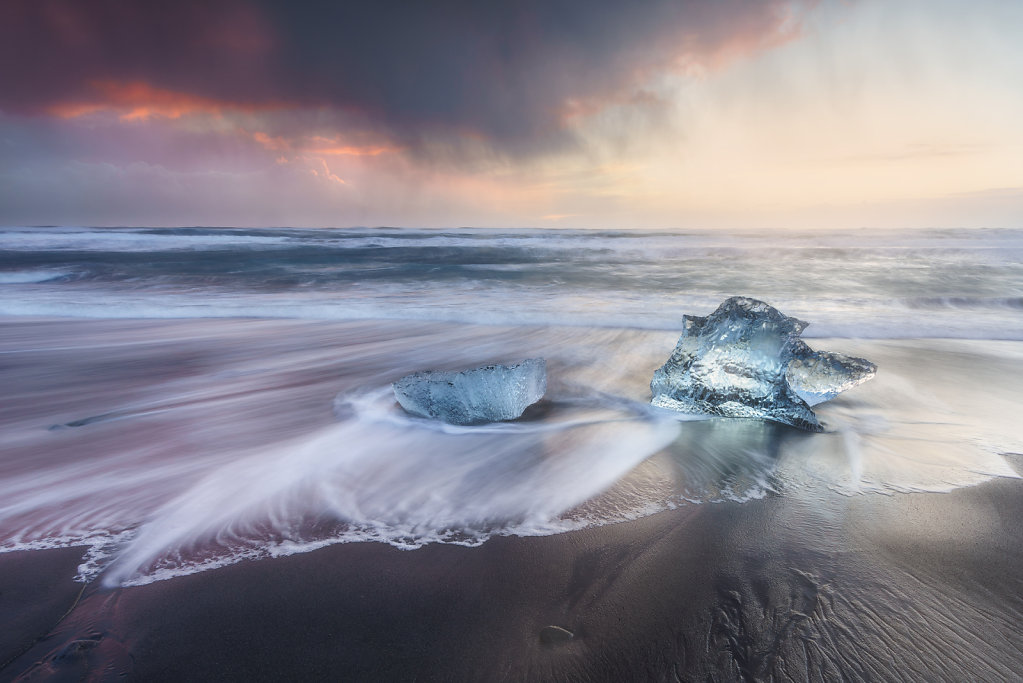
[1,0,1022,230]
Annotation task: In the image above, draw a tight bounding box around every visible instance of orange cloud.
[47,80,277,121]
[252,131,291,152]
[310,145,397,157]
[250,132,401,161]
[308,159,346,185]
[303,135,399,157]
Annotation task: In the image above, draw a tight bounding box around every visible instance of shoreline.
[4,477,1023,680]
[3,314,1023,343]
[2,316,1022,680]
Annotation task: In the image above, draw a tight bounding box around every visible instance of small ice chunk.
[650,297,876,431]
[393,358,547,425]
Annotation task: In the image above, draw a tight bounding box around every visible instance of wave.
[2,371,1017,589]
[2,226,1020,342]
[1,387,685,587]
[7,225,1022,257]
[904,296,1023,310]
[0,269,72,284]
[0,295,1021,340]
[0,227,296,252]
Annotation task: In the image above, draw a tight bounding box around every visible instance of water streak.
[0,319,1018,586]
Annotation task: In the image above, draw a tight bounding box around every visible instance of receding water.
[0,316,1018,587]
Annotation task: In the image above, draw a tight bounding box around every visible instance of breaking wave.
[0,269,72,284]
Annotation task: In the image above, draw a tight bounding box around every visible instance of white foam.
[0,269,71,284]
[95,400,681,586]
[2,318,1020,589]
[0,293,1019,340]
[0,227,294,252]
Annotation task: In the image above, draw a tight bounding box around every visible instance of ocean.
[1,226,1022,680]
[2,226,1022,337]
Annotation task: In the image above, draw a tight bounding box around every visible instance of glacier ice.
[650,297,876,431]
[393,358,547,425]
[785,349,877,407]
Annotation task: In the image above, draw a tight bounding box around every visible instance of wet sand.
[3,317,1023,681]
[4,475,1023,681]
[0,548,86,674]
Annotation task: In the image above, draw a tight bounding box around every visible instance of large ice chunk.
[393,358,547,425]
[650,297,875,431]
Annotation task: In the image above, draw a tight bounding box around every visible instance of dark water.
[2,226,1022,337]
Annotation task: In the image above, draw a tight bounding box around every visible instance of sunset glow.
[2,0,1021,228]
[3,4,1023,679]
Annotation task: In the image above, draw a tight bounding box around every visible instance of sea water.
[1,226,1021,338]
[0,226,1020,586]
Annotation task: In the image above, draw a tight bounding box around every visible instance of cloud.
[46,81,277,121]
[0,0,813,157]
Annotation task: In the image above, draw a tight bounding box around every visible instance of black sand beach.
[2,317,1022,681]
[4,476,1023,681]
[3,0,1023,674]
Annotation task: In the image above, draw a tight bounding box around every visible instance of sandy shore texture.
[3,475,1023,681]
[2,318,1022,681]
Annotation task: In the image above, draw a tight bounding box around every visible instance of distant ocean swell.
[1,226,1021,340]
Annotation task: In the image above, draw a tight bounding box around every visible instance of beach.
[1,227,1021,680]
[4,445,1023,680]
[1,312,1022,680]
[6,0,1023,676]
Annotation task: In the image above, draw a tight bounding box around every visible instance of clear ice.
[650,297,876,431]
[393,358,547,425]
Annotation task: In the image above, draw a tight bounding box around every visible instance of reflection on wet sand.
[1,319,1017,591]
[2,317,1023,680]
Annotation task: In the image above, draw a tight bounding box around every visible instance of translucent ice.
[393,358,547,425]
[785,348,877,407]
[651,297,875,431]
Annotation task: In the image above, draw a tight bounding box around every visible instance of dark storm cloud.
[0,0,809,153]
